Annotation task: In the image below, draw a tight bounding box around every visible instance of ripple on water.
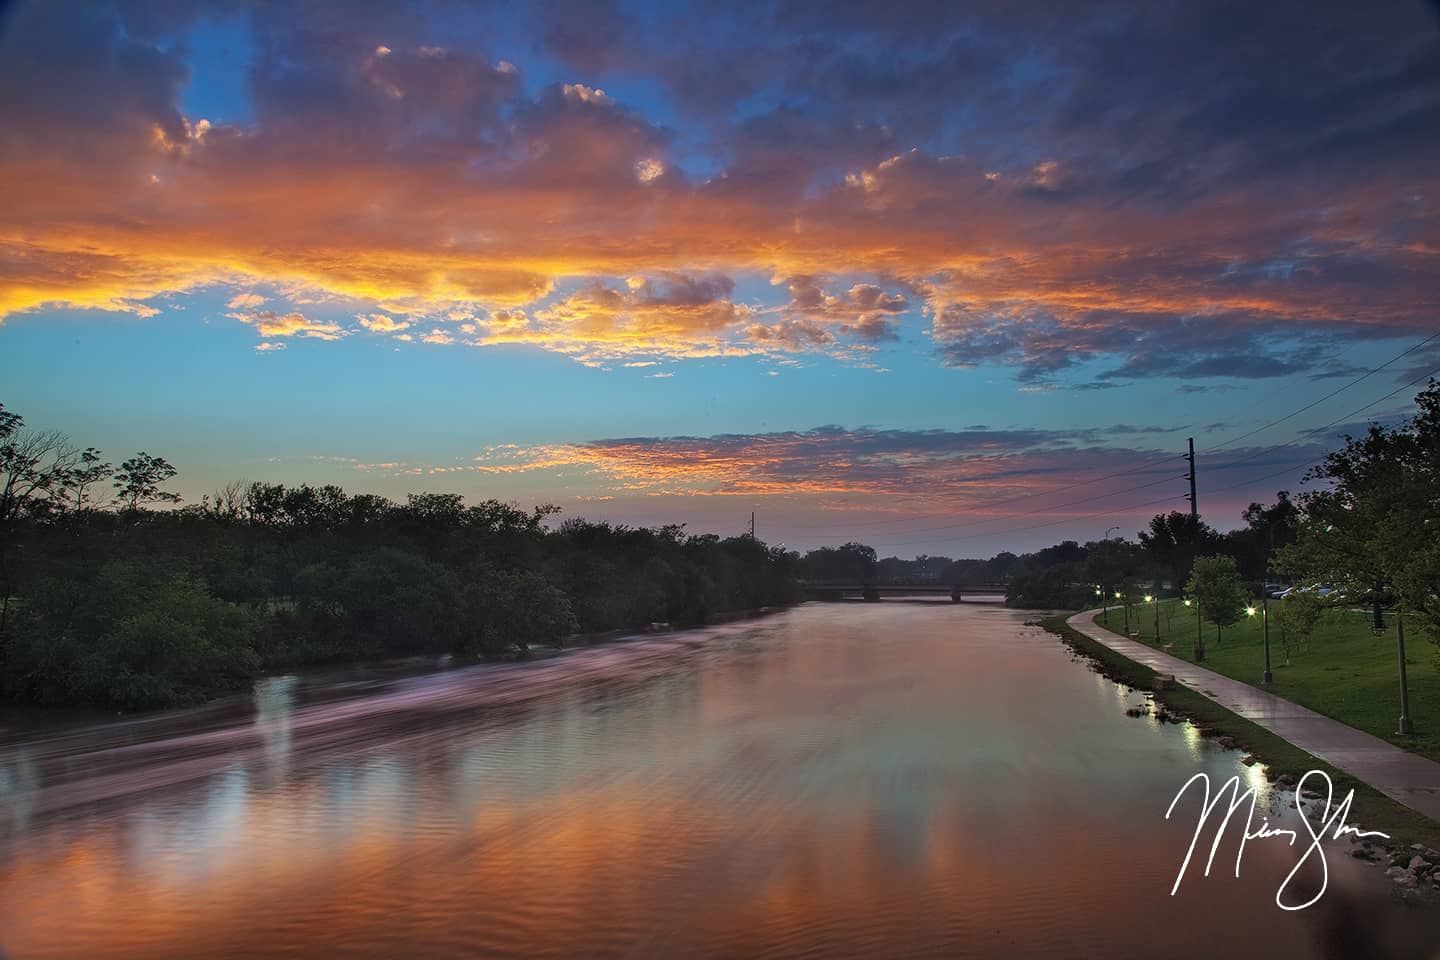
[0,603,1436,959]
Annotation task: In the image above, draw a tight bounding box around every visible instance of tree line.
[803,381,1438,663]
[997,381,1440,659]
[3,380,1434,710]
[0,403,804,710]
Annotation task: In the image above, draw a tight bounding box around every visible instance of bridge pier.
[862,586,880,602]
[950,585,963,603]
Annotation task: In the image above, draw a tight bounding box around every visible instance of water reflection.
[0,604,1434,959]
[253,676,298,782]
[0,752,38,835]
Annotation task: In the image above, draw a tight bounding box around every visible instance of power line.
[795,363,1440,553]
[816,471,1189,543]
[858,494,1186,551]
[1197,332,1439,455]
[775,336,1436,540]
[1204,361,1440,478]
[777,454,1184,531]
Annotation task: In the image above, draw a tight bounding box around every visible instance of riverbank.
[1097,599,1440,763]
[1041,614,1440,883]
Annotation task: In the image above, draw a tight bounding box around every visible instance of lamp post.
[1147,594,1159,640]
[1260,530,1274,685]
[1116,590,1127,634]
[1398,604,1414,735]
[1246,603,1272,684]
[1260,596,1273,685]
[1185,597,1203,662]
[1102,526,1120,625]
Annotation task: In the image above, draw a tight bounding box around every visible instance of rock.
[1216,736,1238,749]
[1408,856,1432,876]
[1386,866,1419,888]
[1240,755,1257,766]
[1275,773,1297,787]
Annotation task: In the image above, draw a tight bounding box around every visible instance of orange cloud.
[357,313,411,333]
[228,309,347,340]
[0,17,1433,375]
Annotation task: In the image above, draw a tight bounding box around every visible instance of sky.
[2,0,1439,557]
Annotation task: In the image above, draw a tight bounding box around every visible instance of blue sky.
[3,0,1438,555]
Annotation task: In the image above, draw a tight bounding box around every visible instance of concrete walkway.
[1068,609,1440,823]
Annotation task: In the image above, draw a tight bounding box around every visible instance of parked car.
[1278,584,1337,599]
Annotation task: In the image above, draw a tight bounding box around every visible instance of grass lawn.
[1095,599,1440,763]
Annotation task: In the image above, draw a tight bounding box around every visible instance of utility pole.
[1185,438,1198,519]
[1398,605,1414,735]
[1102,525,1119,625]
[749,511,755,540]
[1261,528,1273,685]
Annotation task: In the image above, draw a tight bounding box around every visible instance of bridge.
[801,582,1009,603]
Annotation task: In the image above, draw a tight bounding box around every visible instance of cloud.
[358,313,411,333]
[458,424,1200,503]
[474,274,760,362]
[775,275,908,343]
[0,0,1436,381]
[229,309,347,340]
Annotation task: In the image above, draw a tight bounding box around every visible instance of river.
[0,601,1434,958]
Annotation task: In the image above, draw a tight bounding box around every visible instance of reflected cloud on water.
[0,605,1434,959]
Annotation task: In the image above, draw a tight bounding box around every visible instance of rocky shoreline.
[1039,615,1440,899]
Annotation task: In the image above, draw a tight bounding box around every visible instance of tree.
[0,406,77,523]
[113,452,181,513]
[1274,590,1323,663]
[1139,511,1220,592]
[1233,493,1299,583]
[801,542,878,583]
[62,448,113,515]
[1187,554,1246,650]
[3,560,261,709]
[0,405,80,633]
[1278,380,1440,640]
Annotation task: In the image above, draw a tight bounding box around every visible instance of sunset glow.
[4,0,1438,552]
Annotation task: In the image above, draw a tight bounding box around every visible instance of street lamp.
[1147,594,1159,640]
[1247,603,1272,685]
[1398,604,1414,735]
[1184,596,1204,662]
[1101,526,1120,625]
[1117,590,1129,634]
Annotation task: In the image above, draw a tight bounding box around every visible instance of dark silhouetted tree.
[113,453,181,513]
